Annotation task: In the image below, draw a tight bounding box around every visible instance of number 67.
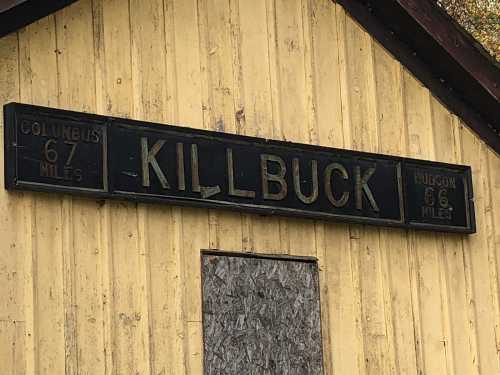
[43,139,78,166]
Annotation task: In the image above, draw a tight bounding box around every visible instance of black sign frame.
[4,103,476,233]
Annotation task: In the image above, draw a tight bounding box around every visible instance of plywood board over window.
[201,251,324,375]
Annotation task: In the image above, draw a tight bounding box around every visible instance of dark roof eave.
[336,0,500,154]
[0,0,78,39]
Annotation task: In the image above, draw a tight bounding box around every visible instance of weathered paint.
[0,0,498,374]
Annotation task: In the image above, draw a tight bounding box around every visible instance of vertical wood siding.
[0,0,499,374]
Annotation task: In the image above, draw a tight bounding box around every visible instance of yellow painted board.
[486,149,500,356]
[130,0,168,123]
[170,0,210,372]
[373,41,417,375]
[379,228,419,375]
[108,202,151,375]
[0,33,24,323]
[274,0,307,144]
[0,33,27,375]
[204,0,238,134]
[129,1,188,374]
[171,0,204,127]
[335,4,352,148]
[309,1,348,372]
[311,0,344,149]
[237,0,274,139]
[143,205,185,374]
[431,99,477,375]
[322,5,366,375]
[32,195,66,375]
[17,16,67,375]
[161,2,190,373]
[403,72,435,161]
[237,0,281,254]
[272,0,315,258]
[98,0,134,117]
[461,128,500,375]
[92,1,136,374]
[324,223,366,375]
[372,42,406,157]
[93,0,151,373]
[56,2,109,374]
[343,13,396,375]
[313,221,332,375]
[17,25,37,375]
[181,208,209,374]
[201,0,244,253]
[0,321,26,375]
[404,71,450,375]
[343,17,378,152]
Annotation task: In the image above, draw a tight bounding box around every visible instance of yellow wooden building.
[0,0,499,374]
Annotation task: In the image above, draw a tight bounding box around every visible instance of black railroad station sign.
[4,103,476,233]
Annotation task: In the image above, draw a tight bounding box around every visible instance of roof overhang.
[0,0,77,38]
[337,0,500,154]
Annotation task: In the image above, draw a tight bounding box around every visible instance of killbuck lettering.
[4,103,475,233]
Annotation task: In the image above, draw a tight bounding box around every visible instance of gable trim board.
[336,0,499,154]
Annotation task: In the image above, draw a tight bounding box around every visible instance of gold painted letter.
[355,166,379,212]
[191,144,201,192]
[227,148,256,198]
[261,154,287,200]
[177,142,185,191]
[324,162,349,207]
[141,137,169,189]
[191,144,221,198]
[293,158,318,204]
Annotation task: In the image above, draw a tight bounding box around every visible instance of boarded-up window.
[201,252,324,375]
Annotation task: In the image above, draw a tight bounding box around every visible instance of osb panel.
[202,253,324,375]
